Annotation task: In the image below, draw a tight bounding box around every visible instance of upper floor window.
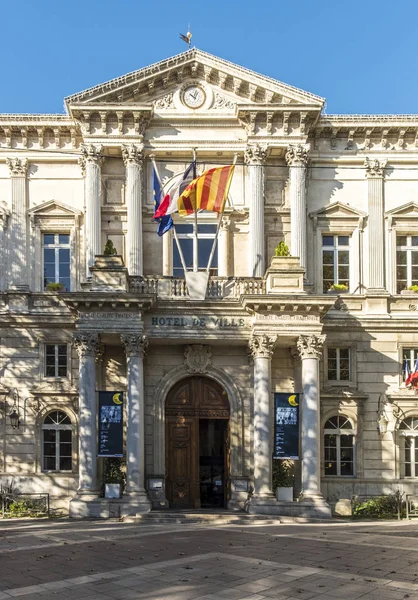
[324,416,355,477]
[322,235,350,293]
[327,348,350,381]
[173,223,218,277]
[399,417,418,477]
[396,235,418,294]
[43,233,71,291]
[42,410,72,472]
[45,344,68,378]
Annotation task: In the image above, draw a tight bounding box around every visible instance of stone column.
[291,347,302,497]
[218,216,231,277]
[73,332,101,496]
[122,144,144,276]
[297,334,327,502]
[79,144,103,277]
[121,333,151,511]
[248,333,276,497]
[245,144,267,277]
[6,158,29,290]
[285,145,309,271]
[364,158,387,292]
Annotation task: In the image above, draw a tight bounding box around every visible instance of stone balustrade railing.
[128,276,267,299]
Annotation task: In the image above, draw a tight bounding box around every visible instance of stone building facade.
[1,48,418,518]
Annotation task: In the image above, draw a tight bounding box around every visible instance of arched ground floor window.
[42,410,72,472]
[324,415,355,477]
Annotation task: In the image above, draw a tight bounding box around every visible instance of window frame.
[321,234,351,293]
[40,342,71,382]
[323,415,356,478]
[399,417,418,479]
[172,217,219,277]
[42,410,73,473]
[396,234,418,293]
[323,343,357,389]
[42,232,71,291]
[44,343,68,379]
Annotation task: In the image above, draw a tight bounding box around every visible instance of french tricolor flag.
[406,358,418,387]
[154,161,196,219]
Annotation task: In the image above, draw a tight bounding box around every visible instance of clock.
[182,85,206,109]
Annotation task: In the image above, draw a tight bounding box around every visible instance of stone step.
[131,511,283,526]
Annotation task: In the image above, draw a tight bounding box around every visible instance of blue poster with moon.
[98,391,124,457]
[273,393,300,459]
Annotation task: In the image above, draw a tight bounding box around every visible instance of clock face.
[182,85,206,109]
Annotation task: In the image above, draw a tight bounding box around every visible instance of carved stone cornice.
[184,345,212,374]
[121,333,148,357]
[297,334,325,360]
[72,332,101,358]
[248,334,276,359]
[78,144,103,175]
[285,144,309,167]
[121,144,145,167]
[6,157,28,177]
[244,143,267,166]
[364,157,387,178]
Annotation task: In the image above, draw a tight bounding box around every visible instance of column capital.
[364,157,387,178]
[78,144,103,175]
[248,334,276,359]
[297,334,325,360]
[6,157,28,177]
[220,215,231,231]
[73,332,101,358]
[285,144,309,167]
[121,333,148,357]
[244,143,267,166]
[122,143,145,167]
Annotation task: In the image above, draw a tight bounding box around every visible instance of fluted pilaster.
[286,145,309,271]
[6,158,29,290]
[365,158,387,292]
[245,144,267,277]
[122,144,144,276]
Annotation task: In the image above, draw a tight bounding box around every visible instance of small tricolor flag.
[178,165,235,217]
[153,162,196,220]
[153,166,173,236]
[406,357,418,388]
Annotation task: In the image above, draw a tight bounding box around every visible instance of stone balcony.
[128,276,266,299]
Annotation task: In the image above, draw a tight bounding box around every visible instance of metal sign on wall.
[98,391,124,457]
[273,393,300,460]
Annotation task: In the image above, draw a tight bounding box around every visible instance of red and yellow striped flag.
[178,165,235,216]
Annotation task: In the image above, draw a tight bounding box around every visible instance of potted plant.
[273,459,294,502]
[327,283,349,294]
[274,241,291,257]
[103,457,126,499]
[45,282,65,292]
[401,285,418,296]
[103,240,117,256]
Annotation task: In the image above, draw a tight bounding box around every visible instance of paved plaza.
[0,518,418,599]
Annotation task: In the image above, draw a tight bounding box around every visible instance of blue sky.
[2,0,418,115]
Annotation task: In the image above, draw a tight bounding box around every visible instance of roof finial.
[180,25,192,49]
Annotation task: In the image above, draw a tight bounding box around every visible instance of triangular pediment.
[385,202,418,219]
[29,200,82,219]
[310,201,367,220]
[65,48,324,113]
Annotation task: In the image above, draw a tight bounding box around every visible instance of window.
[43,233,71,291]
[42,410,72,472]
[328,348,350,381]
[399,417,418,477]
[324,416,355,476]
[322,235,350,293]
[173,223,218,277]
[396,235,418,293]
[45,344,68,378]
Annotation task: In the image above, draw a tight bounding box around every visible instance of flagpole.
[151,154,188,276]
[206,153,238,274]
[192,148,198,272]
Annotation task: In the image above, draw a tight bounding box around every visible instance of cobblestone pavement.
[1,518,418,599]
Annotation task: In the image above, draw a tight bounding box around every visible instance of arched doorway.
[165,376,230,509]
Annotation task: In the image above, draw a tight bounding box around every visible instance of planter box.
[276,487,293,502]
[265,256,305,294]
[401,290,418,296]
[105,484,121,499]
[327,289,348,295]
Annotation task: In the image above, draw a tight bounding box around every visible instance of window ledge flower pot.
[327,288,349,295]
[401,289,418,296]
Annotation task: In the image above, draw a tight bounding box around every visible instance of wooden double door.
[165,377,230,509]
